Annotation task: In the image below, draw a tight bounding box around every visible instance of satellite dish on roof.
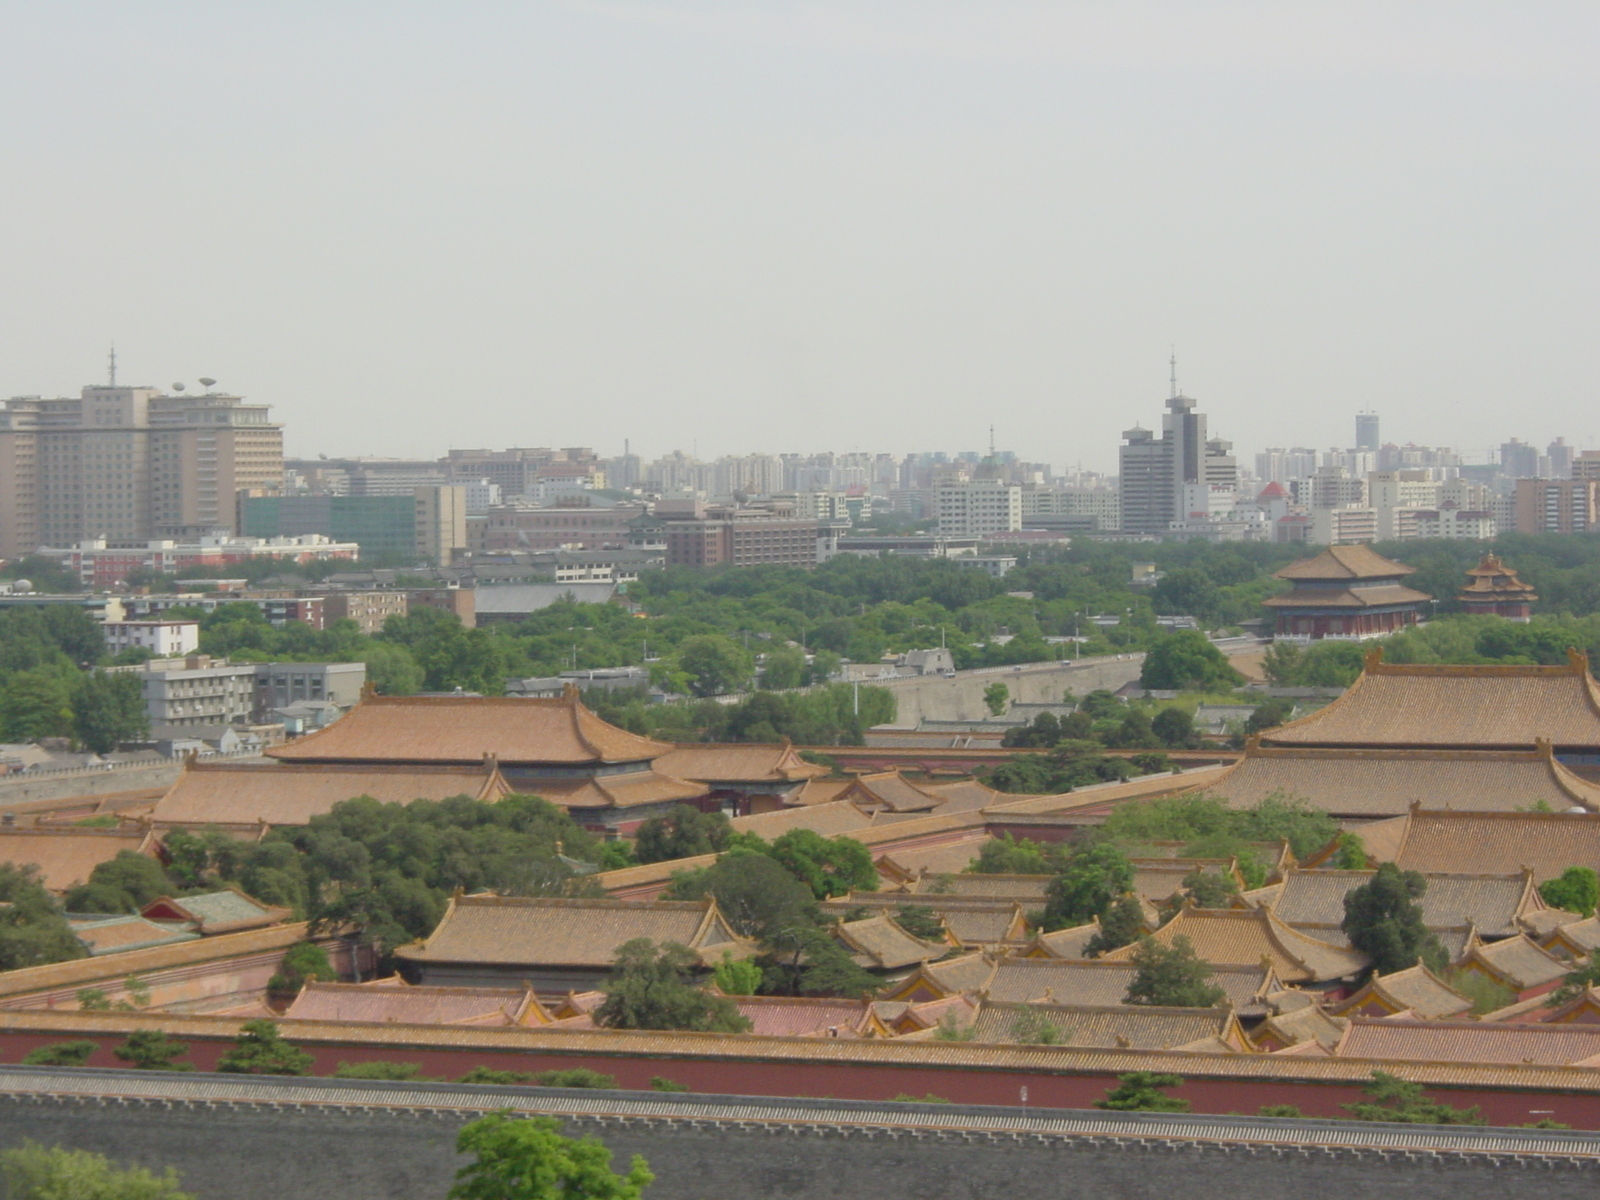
[199,377,216,388]
[172,382,186,391]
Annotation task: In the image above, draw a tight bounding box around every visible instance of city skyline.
[0,4,1595,469]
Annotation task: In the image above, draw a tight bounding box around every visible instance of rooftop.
[1102,907,1368,984]
[1272,545,1418,582]
[267,691,673,766]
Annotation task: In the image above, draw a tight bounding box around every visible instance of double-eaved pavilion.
[1459,552,1538,620]
[1262,544,1432,641]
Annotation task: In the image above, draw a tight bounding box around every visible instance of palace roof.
[1349,807,1600,883]
[653,743,827,786]
[516,769,708,812]
[1272,545,1418,582]
[1460,933,1570,991]
[1260,584,1434,611]
[140,888,291,935]
[963,1000,1246,1052]
[976,956,1279,1014]
[821,895,1028,946]
[1261,649,1600,751]
[906,874,1053,902]
[1255,869,1544,942]
[149,762,512,828]
[284,980,543,1027]
[1329,963,1475,1021]
[832,915,951,971]
[1460,553,1538,602]
[267,692,674,766]
[1196,748,1600,825]
[0,826,159,893]
[391,895,750,970]
[1102,906,1369,983]
[1332,1016,1600,1067]
[67,914,200,956]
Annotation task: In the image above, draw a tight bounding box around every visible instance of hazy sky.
[1,2,1595,470]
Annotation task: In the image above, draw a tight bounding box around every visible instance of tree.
[982,682,1010,716]
[758,923,880,998]
[1539,867,1600,918]
[1095,1072,1191,1112]
[759,646,807,690]
[766,830,876,899]
[536,1068,618,1089]
[1550,948,1600,1006]
[1150,706,1195,748]
[665,851,817,942]
[0,1141,192,1200]
[1010,1008,1068,1045]
[72,670,149,754]
[593,939,751,1033]
[0,669,75,742]
[1341,1070,1485,1125]
[216,1019,313,1075]
[633,806,731,865]
[1124,935,1226,1007]
[1243,698,1294,737]
[266,941,336,996]
[458,1067,535,1085]
[1341,863,1447,975]
[448,1112,653,1200]
[113,1030,191,1072]
[63,852,174,915]
[1179,868,1237,910]
[711,951,763,996]
[1139,630,1244,692]
[21,1040,98,1067]
[1083,895,1144,958]
[1043,843,1135,930]
[335,1060,427,1080]
[0,864,87,971]
[675,635,753,698]
[891,904,945,942]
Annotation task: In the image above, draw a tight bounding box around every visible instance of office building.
[39,535,357,588]
[656,498,833,568]
[103,620,200,659]
[1118,392,1238,535]
[253,661,367,721]
[238,494,416,557]
[1500,439,1541,480]
[1356,412,1380,451]
[414,486,468,565]
[935,478,1021,537]
[0,381,282,559]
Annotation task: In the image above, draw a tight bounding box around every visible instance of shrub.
[333,1060,427,1081]
[457,1067,534,1085]
[649,1076,690,1092]
[113,1030,191,1072]
[535,1067,617,1089]
[1096,1072,1190,1112]
[20,1040,98,1067]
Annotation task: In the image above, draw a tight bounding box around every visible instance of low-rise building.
[320,589,409,635]
[253,662,367,721]
[102,619,199,658]
[37,535,358,588]
[118,655,259,728]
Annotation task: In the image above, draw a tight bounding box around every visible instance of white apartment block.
[103,620,200,659]
[936,479,1021,537]
[120,656,259,728]
[1311,505,1378,545]
[1412,508,1496,540]
[1368,472,1439,540]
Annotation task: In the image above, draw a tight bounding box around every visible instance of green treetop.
[449,1112,654,1200]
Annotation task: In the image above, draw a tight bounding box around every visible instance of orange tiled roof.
[1260,583,1434,611]
[1459,553,1537,600]
[284,980,542,1026]
[1102,906,1368,983]
[1260,869,1543,941]
[1329,963,1474,1021]
[1332,1016,1600,1066]
[392,895,751,969]
[1461,934,1569,990]
[267,692,673,765]
[1272,545,1417,582]
[140,888,292,935]
[0,826,157,893]
[909,874,1053,902]
[1251,1004,1347,1051]
[1375,808,1600,884]
[823,894,1028,946]
[653,743,826,785]
[67,915,199,956]
[523,769,708,811]
[1192,744,1600,817]
[1262,649,1600,750]
[965,1000,1246,1052]
[832,915,949,970]
[720,993,881,1038]
[979,957,1280,1014]
[149,762,512,828]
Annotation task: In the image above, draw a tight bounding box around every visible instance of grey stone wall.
[0,1075,1594,1200]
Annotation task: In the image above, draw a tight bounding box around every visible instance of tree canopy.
[0,1141,192,1200]
[449,1113,653,1200]
[1123,935,1226,1008]
[1341,864,1447,976]
[593,939,751,1033]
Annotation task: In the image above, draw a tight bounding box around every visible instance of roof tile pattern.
[1263,653,1600,750]
[1381,809,1600,883]
[966,1001,1240,1051]
[393,895,748,968]
[1273,545,1419,581]
[1334,1017,1600,1066]
[1263,870,1540,939]
[653,744,826,785]
[1330,964,1474,1021]
[1103,907,1368,983]
[980,958,1278,1014]
[1195,746,1600,816]
[284,981,539,1026]
[151,763,510,828]
[0,828,157,893]
[268,693,673,765]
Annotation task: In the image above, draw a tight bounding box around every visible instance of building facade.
[238,495,415,557]
[1515,479,1600,535]
[39,535,358,588]
[0,384,283,559]
[1118,393,1239,535]
[253,662,367,721]
[103,620,200,658]
[414,486,468,565]
[935,479,1021,538]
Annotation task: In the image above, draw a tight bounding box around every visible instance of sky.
[0,1,1595,471]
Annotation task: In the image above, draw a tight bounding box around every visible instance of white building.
[1311,506,1378,545]
[118,656,259,728]
[1412,507,1496,540]
[103,620,199,658]
[936,479,1021,537]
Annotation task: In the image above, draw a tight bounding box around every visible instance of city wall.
[878,655,1146,724]
[0,1073,1594,1200]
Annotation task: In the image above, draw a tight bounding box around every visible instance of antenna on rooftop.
[1169,349,1178,399]
[108,344,117,387]
[989,424,996,457]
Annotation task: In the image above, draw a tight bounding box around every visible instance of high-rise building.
[1514,479,1600,535]
[1547,438,1575,478]
[1356,411,1380,451]
[414,485,469,565]
[1500,438,1541,480]
[1117,392,1238,535]
[935,478,1021,537]
[0,380,283,558]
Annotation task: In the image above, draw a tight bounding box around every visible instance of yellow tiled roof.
[1192,745,1600,817]
[1103,907,1369,983]
[392,895,751,968]
[1465,934,1570,990]
[1262,869,1542,940]
[966,1000,1243,1052]
[1273,545,1417,581]
[284,981,541,1026]
[0,826,157,893]
[653,744,826,785]
[1330,963,1474,1021]
[268,692,673,765]
[1334,1017,1600,1066]
[151,762,511,828]
[1263,650,1600,750]
[1383,808,1600,883]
